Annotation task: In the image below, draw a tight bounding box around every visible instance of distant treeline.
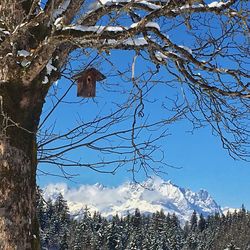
[37,189,250,250]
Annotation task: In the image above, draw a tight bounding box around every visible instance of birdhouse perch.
[73,68,106,97]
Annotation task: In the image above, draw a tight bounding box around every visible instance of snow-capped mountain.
[43,177,222,223]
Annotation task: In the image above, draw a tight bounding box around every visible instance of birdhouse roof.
[73,68,106,81]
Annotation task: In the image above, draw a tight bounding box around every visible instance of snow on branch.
[97,0,162,9]
[62,21,161,33]
[53,0,71,19]
[121,37,148,46]
[207,0,230,8]
[131,22,160,31]
[63,25,127,33]
[1,0,249,162]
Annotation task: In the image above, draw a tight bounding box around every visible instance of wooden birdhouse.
[73,68,106,97]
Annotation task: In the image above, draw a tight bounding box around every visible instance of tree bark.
[0,139,40,249]
[0,80,45,249]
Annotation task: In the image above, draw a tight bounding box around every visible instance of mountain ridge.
[43,177,222,224]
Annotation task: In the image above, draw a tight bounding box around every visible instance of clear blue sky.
[38,128,250,209]
[38,118,250,210]
[37,50,250,211]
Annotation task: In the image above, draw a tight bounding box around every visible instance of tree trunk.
[0,138,40,249]
[0,80,45,249]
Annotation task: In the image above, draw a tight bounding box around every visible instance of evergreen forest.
[37,190,250,250]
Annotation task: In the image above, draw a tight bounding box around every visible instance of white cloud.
[43,177,222,223]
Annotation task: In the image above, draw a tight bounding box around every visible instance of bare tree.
[0,0,249,248]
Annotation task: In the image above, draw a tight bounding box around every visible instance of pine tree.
[42,198,56,249]
[36,188,250,250]
[39,194,71,249]
[53,193,71,248]
[36,187,47,241]
[198,213,206,232]
[90,212,106,250]
[165,214,185,250]
[183,221,190,238]
[71,221,85,250]
[190,211,198,232]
